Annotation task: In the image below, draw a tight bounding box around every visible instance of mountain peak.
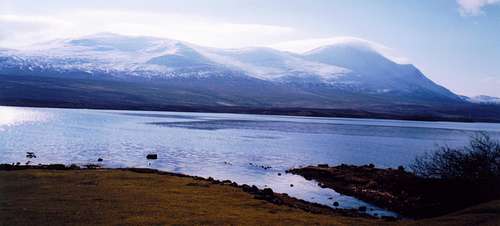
[303,42,396,73]
[80,32,125,38]
[1,33,462,105]
[305,39,379,56]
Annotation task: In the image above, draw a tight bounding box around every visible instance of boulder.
[146,154,158,160]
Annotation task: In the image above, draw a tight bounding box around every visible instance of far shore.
[1,164,500,225]
[3,101,500,123]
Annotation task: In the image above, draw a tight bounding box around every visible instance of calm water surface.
[2,106,500,217]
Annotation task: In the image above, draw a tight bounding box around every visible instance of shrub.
[411,132,500,181]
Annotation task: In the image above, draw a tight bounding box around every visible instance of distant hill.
[461,95,500,105]
[1,33,499,122]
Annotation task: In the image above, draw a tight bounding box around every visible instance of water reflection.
[0,106,49,130]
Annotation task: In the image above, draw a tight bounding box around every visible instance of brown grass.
[403,200,500,226]
[0,169,389,226]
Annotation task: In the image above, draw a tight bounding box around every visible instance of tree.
[411,132,500,181]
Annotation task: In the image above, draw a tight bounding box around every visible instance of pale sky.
[1,0,499,97]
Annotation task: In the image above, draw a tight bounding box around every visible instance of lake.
[2,106,500,217]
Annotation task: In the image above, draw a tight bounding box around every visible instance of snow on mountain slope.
[462,95,500,104]
[1,33,240,79]
[0,33,352,82]
[0,33,463,104]
[195,46,350,81]
[302,40,460,100]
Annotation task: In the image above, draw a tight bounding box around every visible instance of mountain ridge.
[3,33,495,122]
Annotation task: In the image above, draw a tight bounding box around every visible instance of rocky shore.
[287,164,500,218]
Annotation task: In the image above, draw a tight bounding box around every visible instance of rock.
[290,184,294,187]
[250,185,259,193]
[68,164,80,170]
[333,201,339,207]
[318,164,329,168]
[46,164,67,170]
[277,173,282,176]
[381,216,397,221]
[262,188,274,196]
[358,206,367,212]
[146,154,158,160]
[0,164,13,170]
[261,165,272,170]
[211,180,221,184]
[84,164,100,169]
[97,158,103,162]
[242,184,252,192]
[26,152,37,158]
[241,184,259,194]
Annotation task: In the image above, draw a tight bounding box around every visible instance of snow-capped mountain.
[0,33,464,109]
[0,33,241,79]
[302,42,460,100]
[461,95,500,104]
[0,33,352,81]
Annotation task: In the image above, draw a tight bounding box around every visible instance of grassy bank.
[0,168,384,226]
[2,167,500,225]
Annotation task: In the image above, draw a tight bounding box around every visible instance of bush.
[411,132,500,181]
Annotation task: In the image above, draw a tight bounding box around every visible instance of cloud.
[0,14,72,44]
[457,0,500,16]
[269,37,409,63]
[0,10,295,48]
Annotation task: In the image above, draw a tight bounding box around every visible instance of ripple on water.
[0,106,50,130]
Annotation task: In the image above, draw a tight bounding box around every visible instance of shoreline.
[288,164,500,219]
[0,164,389,226]
[3,102,500,123]
[0,164,377,217]
[2,164,500,225]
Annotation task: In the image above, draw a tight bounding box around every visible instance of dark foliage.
[411,132,500,181]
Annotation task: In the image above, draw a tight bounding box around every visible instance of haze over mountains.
[0,33,499,121]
